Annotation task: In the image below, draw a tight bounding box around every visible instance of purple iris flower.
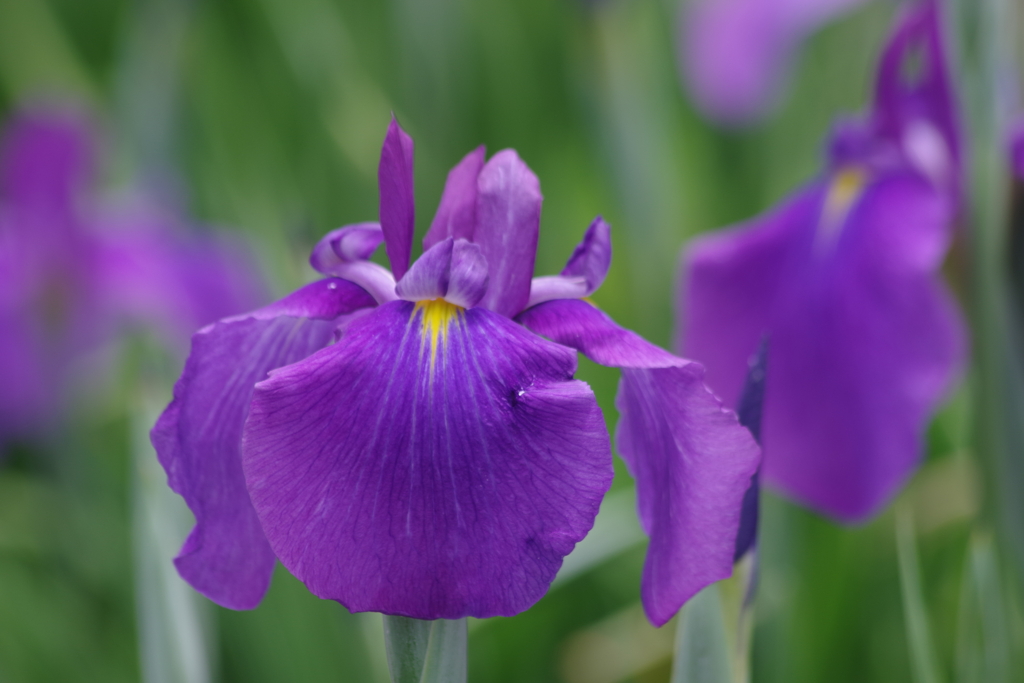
[679,1,966,523]
[152,118,760,625]
[680,0,870,123]
[0,105,264,441]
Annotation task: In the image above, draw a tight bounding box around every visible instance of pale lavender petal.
[518,298,760,625]
[681,0,866,124]
[395,238,454,301]
[446,240,489,308]
[309,222,384,274]
[151,278,375,610]
[242,300,612,619]
[424,146,486,249]
[526,216,612,308]
[379,118,415,280]
[474,150,542,318]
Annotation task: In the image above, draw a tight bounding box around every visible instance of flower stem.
[382,615,467,683]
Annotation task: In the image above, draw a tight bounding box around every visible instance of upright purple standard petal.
[424,146,486,249]
[242,299,612,619]
[527,217,612,308]
[379,118,415,280]
[683,170,964,522]
[474,150,542,318]
[151,278,376,610]
[518,299,760,626]
[0,107,94,221]
[872,0,959,193]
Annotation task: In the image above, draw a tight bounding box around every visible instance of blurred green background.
[0,0,1020,681]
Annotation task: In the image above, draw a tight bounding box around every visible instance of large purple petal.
[527,216,612,308]
[242,300,612,619]
[764,172,964,520]
[682,170,964,522]
[424,146,486,250]
[681,185,821,407]
[151,278,375,610]
[379,118,415,280]
[474,150,542,318]
[518,299,760,626]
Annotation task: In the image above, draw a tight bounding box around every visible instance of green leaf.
[671,583,733,683]
[955,533,1010,683]
[895,504,944,683]
[382,615,467,683]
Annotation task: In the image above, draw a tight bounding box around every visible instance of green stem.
[382,615,467,683]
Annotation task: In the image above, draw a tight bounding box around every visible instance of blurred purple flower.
[679,1,966,522]
[0,106,264,441]
[679,0,869,124]
[152,118,760,625]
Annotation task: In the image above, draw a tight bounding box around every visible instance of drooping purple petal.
[395,238,454,301]
[474,150,542,318]
[527,216,612,308]
[379,118,415,280]
[424,146,486,250]
[682,170,965,522]
[680,0,867,124]
[308,223,397,304]
[151,278,375,610]
[242,299,612,619]
[518,298,760,626]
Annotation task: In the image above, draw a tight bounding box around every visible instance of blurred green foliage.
[0,0,1020,681]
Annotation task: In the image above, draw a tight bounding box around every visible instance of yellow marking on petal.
[413,299,463,371]
[817,167,867,252]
